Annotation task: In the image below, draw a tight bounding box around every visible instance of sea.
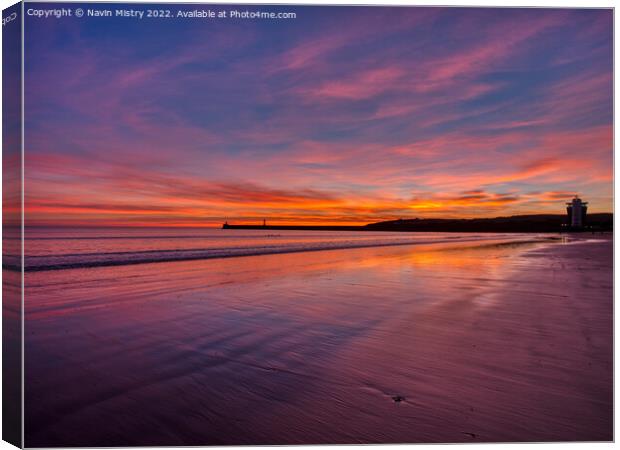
[11,227,550,271]
[11,228,612,445]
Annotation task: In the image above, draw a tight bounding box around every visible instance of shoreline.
[24,234,612,445]
[14,234,564,273]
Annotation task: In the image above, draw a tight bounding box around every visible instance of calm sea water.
[21,230,612,445]
[14,227,546,271]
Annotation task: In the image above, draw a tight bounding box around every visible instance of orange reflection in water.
[23,236,612,446]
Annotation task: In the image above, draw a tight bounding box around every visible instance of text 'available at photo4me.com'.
[26,6,298,20]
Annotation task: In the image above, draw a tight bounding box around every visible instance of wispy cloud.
[23,6,612,226]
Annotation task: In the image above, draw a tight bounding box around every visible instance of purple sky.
[24,5,612,226]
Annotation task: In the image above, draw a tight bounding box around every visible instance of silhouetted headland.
[223,213,613,233]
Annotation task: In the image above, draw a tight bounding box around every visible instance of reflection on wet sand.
[24,237,612,446]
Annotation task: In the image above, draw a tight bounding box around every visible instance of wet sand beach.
[24,234,612,446]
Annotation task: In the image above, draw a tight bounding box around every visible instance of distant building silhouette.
[566,196,588,228]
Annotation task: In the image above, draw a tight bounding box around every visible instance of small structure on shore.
[566,196,588,228]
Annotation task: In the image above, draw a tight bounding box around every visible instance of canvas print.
[2,2,613,447]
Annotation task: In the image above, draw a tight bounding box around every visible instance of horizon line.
[10,211,614,229]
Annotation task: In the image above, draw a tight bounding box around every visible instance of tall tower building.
[566,196,588,228]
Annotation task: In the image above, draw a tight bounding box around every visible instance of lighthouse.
[566,196,588,228]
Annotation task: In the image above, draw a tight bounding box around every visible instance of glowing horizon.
[23,6,613,227]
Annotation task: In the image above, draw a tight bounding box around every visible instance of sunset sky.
[24,5,612,227]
